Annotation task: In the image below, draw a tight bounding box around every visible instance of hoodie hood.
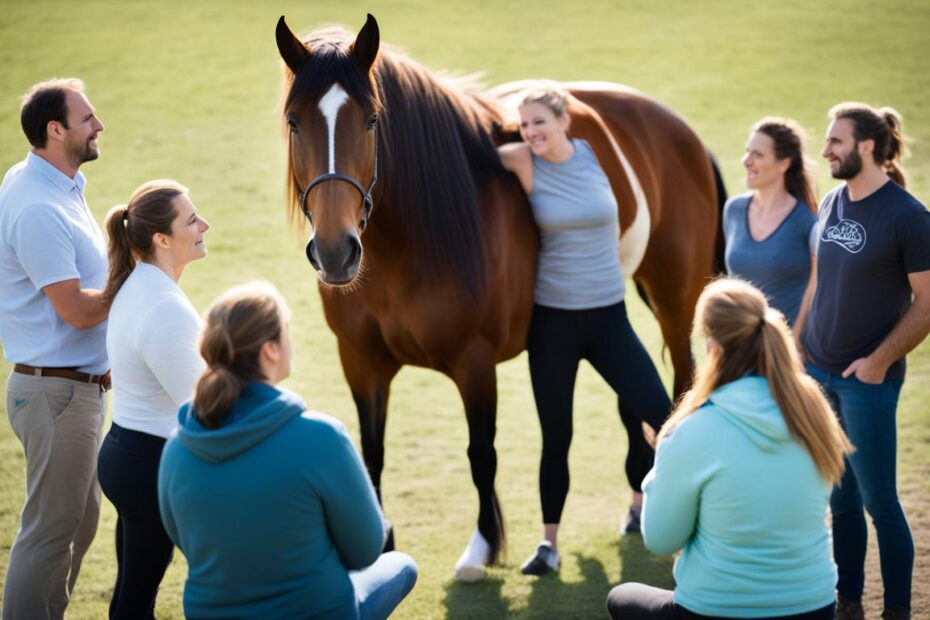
[176,381,306,463]
[705,375,791,451]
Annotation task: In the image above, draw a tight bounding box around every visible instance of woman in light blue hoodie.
[157,282,417,619]
[607,278,852,620]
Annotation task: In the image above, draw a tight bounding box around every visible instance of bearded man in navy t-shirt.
[798,103,930,620]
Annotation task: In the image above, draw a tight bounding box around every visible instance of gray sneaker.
[619,505,642,535]
[520,541,560,576]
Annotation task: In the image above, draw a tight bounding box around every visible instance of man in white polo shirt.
[0,78,108,620]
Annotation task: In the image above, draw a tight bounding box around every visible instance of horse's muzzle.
[306,233,362,285]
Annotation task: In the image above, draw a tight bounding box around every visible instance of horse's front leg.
[338,339,400,551]
[451,346,505,581]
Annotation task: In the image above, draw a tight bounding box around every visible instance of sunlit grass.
[1,1,928,617]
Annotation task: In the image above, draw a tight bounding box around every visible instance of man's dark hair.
[829,101,909,188]
[20,78,85,148]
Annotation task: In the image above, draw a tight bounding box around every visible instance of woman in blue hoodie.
[157,282,417,619]
[607,278,852,619]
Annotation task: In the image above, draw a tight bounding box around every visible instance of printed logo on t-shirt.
[822,219,866,253]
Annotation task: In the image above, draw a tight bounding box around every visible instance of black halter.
[297,123,379,230]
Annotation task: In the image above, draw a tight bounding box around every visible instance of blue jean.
[806,363,913,610]
[351,551,418,620]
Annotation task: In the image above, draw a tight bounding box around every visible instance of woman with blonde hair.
[157,282,417,619]
[498,83,671,576]
[607,278,852,620]
[97,179,209,618]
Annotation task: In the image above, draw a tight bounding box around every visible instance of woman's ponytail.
[192,281,289,428]
[102,205,134,306]
[660,278,851,484]
[101,180,187,306]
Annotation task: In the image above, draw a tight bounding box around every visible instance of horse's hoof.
[453,528,490,582]
[454,563,487,582]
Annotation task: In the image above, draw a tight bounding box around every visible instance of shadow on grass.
[522,553,613,619]
[617,535,675,589]
[442,575,509,620]
[440,539,675,619]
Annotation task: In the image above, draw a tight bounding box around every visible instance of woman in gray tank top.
[723,117,818,328]
[499,85,672,576]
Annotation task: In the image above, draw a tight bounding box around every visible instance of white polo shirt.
[0,152,108,373]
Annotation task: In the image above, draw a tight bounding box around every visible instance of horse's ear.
[350,14,380,72]
[276,16,310,74]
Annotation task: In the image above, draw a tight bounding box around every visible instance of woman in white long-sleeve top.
[607,278,852,620]
[97,180,209,619]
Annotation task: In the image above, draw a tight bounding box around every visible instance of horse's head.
[277,15,381,285]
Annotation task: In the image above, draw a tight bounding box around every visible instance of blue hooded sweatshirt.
[157,382,385,619]
[641,376,836,618]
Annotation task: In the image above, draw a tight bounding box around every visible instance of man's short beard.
[832,143,863,180]
[65,137,98,167]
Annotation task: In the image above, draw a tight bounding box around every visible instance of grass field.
[1,1,929,618]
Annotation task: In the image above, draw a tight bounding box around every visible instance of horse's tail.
[709,151,728,275]
[634,281,655,315]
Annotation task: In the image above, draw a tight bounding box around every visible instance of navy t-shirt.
[803,180,930,380]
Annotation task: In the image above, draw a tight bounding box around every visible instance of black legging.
[526,301,671,524]
[97,423,174,620]
[607,583,836,620]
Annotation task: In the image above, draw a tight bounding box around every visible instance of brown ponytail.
[102,180,187,305]
[193,281,290,428]
[660,278,852,484]
[103,205,134,306]
[829,102,909,188]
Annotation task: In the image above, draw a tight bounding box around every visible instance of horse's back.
[490,79,716,225]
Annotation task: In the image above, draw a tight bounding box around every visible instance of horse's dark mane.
[284,27,510,301]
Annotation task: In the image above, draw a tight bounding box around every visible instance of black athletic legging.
[526,301,672,524]
[97,423,174,620]
[607,583,836,620]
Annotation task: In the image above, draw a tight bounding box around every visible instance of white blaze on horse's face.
[318,83,350,174]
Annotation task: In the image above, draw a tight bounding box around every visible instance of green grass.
[1,1,929,617]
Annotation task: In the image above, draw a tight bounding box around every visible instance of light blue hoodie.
[641,376,836,618]
[157,382,385,619]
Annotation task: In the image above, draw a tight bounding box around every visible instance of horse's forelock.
[282,26,507,301]
[284,31,379,116]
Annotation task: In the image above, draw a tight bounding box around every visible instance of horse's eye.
[287,118,299,133]
[366,114,378,131]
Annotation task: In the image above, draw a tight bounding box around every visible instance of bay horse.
[276,14,723,580]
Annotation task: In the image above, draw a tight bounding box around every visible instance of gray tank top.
[529,139,625,309]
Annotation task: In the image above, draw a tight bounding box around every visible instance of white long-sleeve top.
[107,262,204,438]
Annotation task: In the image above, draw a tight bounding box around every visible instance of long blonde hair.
[659,278,852,484]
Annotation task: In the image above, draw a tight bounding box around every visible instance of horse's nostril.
[343,235,362,272]
[306,238,321,271]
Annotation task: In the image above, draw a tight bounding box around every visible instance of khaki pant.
[3,371,105,620]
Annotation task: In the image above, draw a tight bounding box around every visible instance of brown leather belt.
[13,364,111,391]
